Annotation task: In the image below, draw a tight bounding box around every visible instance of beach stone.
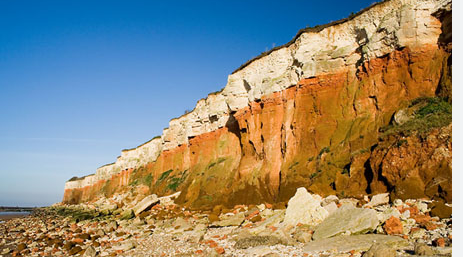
[414,243,434,255]
[133,194,159,216]
[283,187,328,227]
[313,205,379,240]
[384,216,403,235]
[416,202,428,213]
[364,193,389,207]
[83,246,97,257]
[172,217,192,231]
[16,243,26,251]
[208,213,220,223]
[249,210,285,235]
[158,191,180,206]
[303,235,407,254]
[410,228,426,239]
[69,246,83,255]
[363,242,396,257]
[106,221,118,232]
[96,229,105,237]
[78,233,91,240]
[113,240,136,251]
[434,246,452,255]
[213,212,245,227]
[235,236,282,249]
[120,209,134,220]
[434,237,445,247]
[339,198,359,207]
[393,199,403,207]
[294,230,313,243]
[321,195,339,206]
[377,208,401,223]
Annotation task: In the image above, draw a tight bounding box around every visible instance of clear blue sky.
[0,0,376,207]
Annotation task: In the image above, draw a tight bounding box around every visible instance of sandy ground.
[0,213,30,221]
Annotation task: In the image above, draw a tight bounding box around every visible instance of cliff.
[63,0,452,209]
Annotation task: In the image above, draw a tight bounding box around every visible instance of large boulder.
[313,205,379,240]
[283,187,328,227]
[133,194,159,216]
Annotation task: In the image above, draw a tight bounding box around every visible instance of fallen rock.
[69,246,83,255]
[208,214,220,222]
[339,198,359,207]
[434,237,445,247]
[363,242,396,257]
[303,235,407,254]
[172,217,192,231]
[321,195,339,207]
[429,201,452,219]
[113,240,136,251]
[83,246,97,257]
[16,243,26,251]
[384,216,403,235]
[120,209,134,220]
[293,229,313,243]
[323,202,338,214]
[414,243,434,256]
[377,207,401,223]
[158,192,181,206]
[364,193,389,208]
[213,212,245,227]
[242,246,273,256]
[410,228,426,239]
[434,246,452,255]
[283,187,328,227]
[235,236,282,249]
[249,210,285,235]
[313,205,379,240]
[133,194,159,216]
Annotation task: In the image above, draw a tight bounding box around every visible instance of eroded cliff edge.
[63,0,452,209]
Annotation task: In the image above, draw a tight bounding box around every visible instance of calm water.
[0,211,31,216]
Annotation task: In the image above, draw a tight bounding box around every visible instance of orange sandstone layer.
[63,45,451,208]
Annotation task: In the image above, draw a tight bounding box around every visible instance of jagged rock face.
[370,124,452,202]
[63,0,452,208]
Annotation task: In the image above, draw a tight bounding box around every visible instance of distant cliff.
[63,0,452,209]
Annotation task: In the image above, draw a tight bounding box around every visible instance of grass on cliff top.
[380,97,451,138]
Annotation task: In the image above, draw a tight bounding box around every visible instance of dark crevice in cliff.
[354,27,369,72]
[376,162,394,193]
[248,140,261,159]
[434,7,452,46]
[436,51,452,102]
[280,124,286,159]
[225,113,243,150]
[364,159,374,194]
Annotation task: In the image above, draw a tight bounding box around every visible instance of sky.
[0,0,377,207]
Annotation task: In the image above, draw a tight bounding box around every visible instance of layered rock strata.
[63,0,452,208]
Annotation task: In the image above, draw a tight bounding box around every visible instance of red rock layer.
[63,45,451,208]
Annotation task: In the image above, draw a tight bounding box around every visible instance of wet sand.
[0,212,30,221]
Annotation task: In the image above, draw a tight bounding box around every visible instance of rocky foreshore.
[0,190,452,257]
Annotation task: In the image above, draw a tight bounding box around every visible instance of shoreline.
[0,212,31,221]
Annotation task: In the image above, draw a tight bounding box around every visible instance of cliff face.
[63,0,452,209]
